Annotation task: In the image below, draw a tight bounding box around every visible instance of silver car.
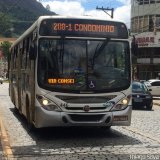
[0,77,3,84]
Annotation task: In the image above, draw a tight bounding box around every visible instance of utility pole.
[96,6,114,19]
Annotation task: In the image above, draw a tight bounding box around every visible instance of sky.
[39,0,131,28]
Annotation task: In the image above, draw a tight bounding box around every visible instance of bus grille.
[56,95,116,103]
[65,106,106,111]
[132,95,146,98]
[69,114,104,122]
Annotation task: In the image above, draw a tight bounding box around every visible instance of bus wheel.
[26,113,36,132]
[27,121,36,132]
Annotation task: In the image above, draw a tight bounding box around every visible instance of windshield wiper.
[91,38,110,69]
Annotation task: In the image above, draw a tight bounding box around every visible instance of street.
[0,83,160,160]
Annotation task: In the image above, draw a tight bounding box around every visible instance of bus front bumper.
[34,105,132,128]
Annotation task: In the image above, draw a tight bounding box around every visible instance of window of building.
[138,0,144,5]
[131,17,139,33]
[143,16,149,31]
[155,0,160,3]
[149,15,154,31]
[155,16,160,28]
[144,0,149,4]
[153,48,160,57]
[138,48,153,58]
[135,17,139,32]
[135,0,160,5]
[139,17,143,32]
[150,0,155,4]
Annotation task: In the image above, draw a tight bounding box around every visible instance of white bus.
[9,16,132,129]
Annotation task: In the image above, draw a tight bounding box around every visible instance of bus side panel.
[9,47,21,111]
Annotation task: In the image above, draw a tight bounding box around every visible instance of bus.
[9,16,132,129]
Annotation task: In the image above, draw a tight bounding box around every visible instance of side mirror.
[29,44,37,60]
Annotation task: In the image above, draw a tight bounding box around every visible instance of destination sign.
[52,22,115,33]
[39,18,128,39]
[48,78,75,85]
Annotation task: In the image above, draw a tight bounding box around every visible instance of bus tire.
[27,121,36,132]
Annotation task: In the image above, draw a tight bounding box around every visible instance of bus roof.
[11,15,128,48]
[38,15,126,23]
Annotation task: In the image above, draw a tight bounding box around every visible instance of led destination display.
[53,23,115,33]
[39,18,128,38]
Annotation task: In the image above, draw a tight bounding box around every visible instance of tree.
[0,13,13,37]
[0,41,12,59]
[46,4,51,11]
[0,41,12,78]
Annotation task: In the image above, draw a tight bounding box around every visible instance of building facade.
[131,0,160,80]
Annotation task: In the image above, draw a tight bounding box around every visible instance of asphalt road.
[0,83,160,160]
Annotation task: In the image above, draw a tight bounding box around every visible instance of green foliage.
[0,12,13,37]
[0,41,12,59]
[0,0,55,37]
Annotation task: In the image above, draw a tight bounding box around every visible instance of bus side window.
[29,42,37,60]
[13,47,17,69]
[21,40,27,69]
[26,37,31,69]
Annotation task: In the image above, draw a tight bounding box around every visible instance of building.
[131,0,160,80]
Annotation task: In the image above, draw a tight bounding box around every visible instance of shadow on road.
[9,107,142,156]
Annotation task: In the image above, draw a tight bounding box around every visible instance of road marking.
[0,113,14,159]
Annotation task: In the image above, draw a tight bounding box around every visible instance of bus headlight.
[36,95,62,111]
[111,97,130,111]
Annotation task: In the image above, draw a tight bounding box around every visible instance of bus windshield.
[37,38,130,93]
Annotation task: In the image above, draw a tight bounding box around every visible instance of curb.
[0,114,13,159]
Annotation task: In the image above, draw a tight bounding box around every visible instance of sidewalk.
[0,119,5,160]
[153,97,160,106]
[0,133,5,160]
[0,115,12,160]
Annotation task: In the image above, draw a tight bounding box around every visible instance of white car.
[0,77,3,84]
[148,79,159,82]
[148,79,160,96]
